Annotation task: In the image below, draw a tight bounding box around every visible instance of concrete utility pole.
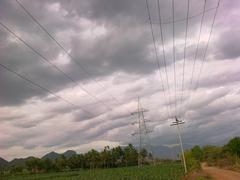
[131,97,153,167]
[171,116,187,173]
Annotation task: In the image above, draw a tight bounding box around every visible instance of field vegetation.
[183,136,240,180]
[184,136,240,171]
[2,137,239,179]
[0,144,184,179]
[1,144,153,174]
[1,163,183,180]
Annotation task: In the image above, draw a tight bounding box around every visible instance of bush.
[202,145,223,166]
[185,150,201,172]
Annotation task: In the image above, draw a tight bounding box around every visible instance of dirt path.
[202,164,240,180]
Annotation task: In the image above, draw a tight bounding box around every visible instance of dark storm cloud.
[0,0,79,38]
[69,24,155,77]
[0,126,42,149]
[60,113,133,148]
[215,29,240,60]
[0,0,152,105]
[0,0,223,106]
[0,47,72,106]
[0,114,25,122]
[58,0,147,24]
[0,68,44,106]
[211,0,240,60]
[197,63,240,88]
[0,0,240,160]
[184,107,240,145]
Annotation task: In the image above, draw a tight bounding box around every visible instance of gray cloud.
[0,0,240,160]
[215,29,240,60]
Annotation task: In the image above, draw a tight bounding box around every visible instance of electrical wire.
[172,0,177,116]
[179,0,190,115]
[189,0,207,91]
[185,0,221,116]
[145,0,171,119]
[0,62,94,116]
[15,0,123,106]
[182,0,207,116]
[0,21,113,112]
[154,6,217,25]
[157,0,173,118]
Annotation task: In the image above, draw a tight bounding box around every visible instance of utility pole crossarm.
[130,109,148,115]
[131,129,153,135]
[170,121,185,126]
[131,119,152,125]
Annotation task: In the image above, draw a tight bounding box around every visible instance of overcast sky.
[0,0,240,161]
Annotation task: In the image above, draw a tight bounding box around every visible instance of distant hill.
[8,157,34,167]
[63,150,77,158]
[41,151,60,160]
[0,150,77,168]
[0,157,8,168]
[41,150,77,160]
[150,144,193,159]
[0,145,192,168]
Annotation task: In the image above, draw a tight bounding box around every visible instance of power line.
[0,21,112,112]
[181,0,207,116]
[172,0,177,116]
[195,0,220,90]
[189,0,207,93]
[0,22,75,84]
[185,0,221,116]
[0,62,93,116]
[157,0,172,118]
[145,0,171,119]
[179,0,190,115]
[14,0,92,80]
[152,6,218,25]
[15,0,120,105]
[170,4,187,173]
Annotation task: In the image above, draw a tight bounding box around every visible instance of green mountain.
[41,151,60,160]
[41,150,77,160]
[0,157,8,168]
[8,156,34,167]
[63,150,77,158]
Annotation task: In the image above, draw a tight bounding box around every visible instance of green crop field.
[1,163,184,180]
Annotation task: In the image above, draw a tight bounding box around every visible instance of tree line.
[184,136,240,171]
[2,144,153,174]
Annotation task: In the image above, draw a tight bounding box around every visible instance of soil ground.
[202,163,240,180]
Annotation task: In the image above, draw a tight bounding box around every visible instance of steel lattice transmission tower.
[131,97,154,167]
